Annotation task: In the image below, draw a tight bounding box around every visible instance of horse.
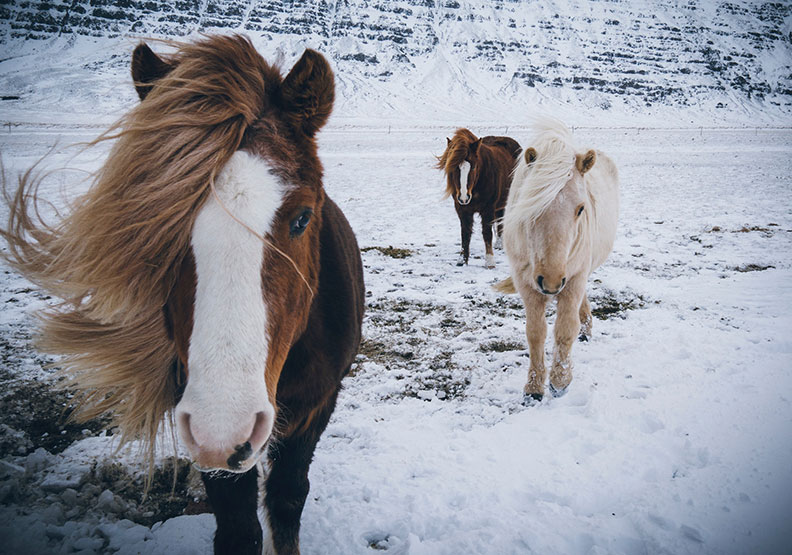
[436,128,521,268]
[495,118,619,402]
[1,35,364,555]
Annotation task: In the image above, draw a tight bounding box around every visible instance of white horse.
[496,119,619,402]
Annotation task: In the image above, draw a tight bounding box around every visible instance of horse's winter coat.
[496,119,619,401]
[436,128,521,268]
[2,35,364,555]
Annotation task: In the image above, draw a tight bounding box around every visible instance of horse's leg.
[579,292,593,342]
[456,209,473,266]
[520,287,548,402]
[264,393,339,554]
[202,467,263,555]
[494,207,505,250]
[550,277,586,396]
[481,209,496,268]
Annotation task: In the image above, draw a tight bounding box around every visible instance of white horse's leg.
[579,293,592,341]
[550,277,586,395]
[520,286,548,402]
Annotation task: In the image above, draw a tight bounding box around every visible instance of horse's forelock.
[511,124,579,224]
[437,128,478,198]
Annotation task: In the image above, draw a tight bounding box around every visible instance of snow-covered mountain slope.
[1,0,791,124]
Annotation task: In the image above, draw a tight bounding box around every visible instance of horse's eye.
[289,208,312,237]
[576,205,585,217]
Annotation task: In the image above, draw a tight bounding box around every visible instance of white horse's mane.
[509,117,578,223]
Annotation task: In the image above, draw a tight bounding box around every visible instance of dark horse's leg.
[202,467,263,555]
[456,207,473,266]
[264,391,340,554]
[481,208,496,268]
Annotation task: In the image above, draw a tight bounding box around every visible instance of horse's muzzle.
[177,409,273,473]
[537,275,566,295]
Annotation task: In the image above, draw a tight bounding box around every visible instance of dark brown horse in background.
[436,128,521,268]
[2,35,364,555]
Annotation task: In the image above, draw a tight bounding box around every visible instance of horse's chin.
[191,443,268,474]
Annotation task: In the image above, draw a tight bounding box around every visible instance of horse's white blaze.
[458,161,471,203]
[176,150,282,459]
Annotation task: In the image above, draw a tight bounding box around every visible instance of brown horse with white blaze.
[436,128,521,268]
[2,35,364,555]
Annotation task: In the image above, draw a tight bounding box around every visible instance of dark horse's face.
[133,41,334,473]
[445,137,483,206]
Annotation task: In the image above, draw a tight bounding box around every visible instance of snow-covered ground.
[0,119,790,554]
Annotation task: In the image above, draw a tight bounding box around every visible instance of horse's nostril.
[177,412,194,444]
[561,277,566,287]
[537,275,544,289]
[248,411,271,450]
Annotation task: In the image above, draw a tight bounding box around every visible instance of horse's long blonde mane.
[508,118,578,223]
[504,118,597,268]
[1,34,280,464]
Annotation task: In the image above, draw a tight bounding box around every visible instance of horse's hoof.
[523,392,543,406]
[456,260,465,267]
[485,254,495,269]
[548,383,568,398]
[578,333,589,342]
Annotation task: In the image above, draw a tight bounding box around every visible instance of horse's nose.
[537,275,566,295]
[177,410,272,472]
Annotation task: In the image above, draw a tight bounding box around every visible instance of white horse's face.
[527,177,584,295]
[523,149,596,296]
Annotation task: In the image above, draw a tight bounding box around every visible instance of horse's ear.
[524,147,538,165]
[576,149,597,174]
[131,42,175,101]
[446,137,451,145]
[280,49,335,137]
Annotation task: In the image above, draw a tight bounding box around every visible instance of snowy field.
[0,121,791,555]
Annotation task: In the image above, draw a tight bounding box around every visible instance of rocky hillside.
[1,1,791,122]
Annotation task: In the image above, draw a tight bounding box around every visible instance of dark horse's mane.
[1,35,282,463]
